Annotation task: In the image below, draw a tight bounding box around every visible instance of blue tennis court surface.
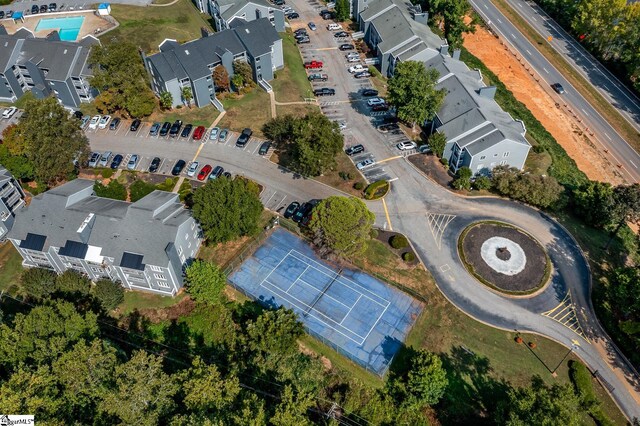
[229,229,424,375]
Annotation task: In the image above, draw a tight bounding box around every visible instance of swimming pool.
[35,16,85,41]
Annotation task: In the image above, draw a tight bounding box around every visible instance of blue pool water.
[35,16,85,41]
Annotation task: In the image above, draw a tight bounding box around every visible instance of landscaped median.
[363,179,390,200]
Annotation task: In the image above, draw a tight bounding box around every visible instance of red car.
[197,164,212,181]
[304,60,323,69]
[192,125,206,140]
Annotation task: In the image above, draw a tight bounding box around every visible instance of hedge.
[364,180,389,200]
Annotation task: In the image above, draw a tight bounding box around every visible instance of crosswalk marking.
[426,213,456,250]
[542,291,590,342]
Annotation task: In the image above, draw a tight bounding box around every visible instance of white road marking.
[497,18,502,23]
[483,3,488,8]
[532,16,537,21]
[526,49,532,55]
[631,160,638,169]
[511,33,517,39]
[543,67,549,74]
[581,108,589,116]
[604,132,612,140]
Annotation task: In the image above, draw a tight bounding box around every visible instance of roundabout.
[458,221,551,296]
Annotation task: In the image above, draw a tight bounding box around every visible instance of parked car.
[99,151,112,167]
[1,107,17,119]
[6,11,13,18]
[273,0,284,4]
[347,56,360,63]
[378,123,399,132]
[297,37,310,44]
[308,73,328,82]
[371,103,389,111]
[197,164,212,181]
[109,117,121,130]
[149,157,161,172]
[181,124,193,138]
[284,201,300,219]
[149,122,161,136]
[209,166,224,180]
[339,44,354,51]
[127,154,139,170]
[397,141,417,151]
[219,128,229,142]
[73,110,83,119]
[338,121,347,130]
[223,171,232,179]
[209,127,220,140]
[88,115,101,129]
[327,23,342,30]
[171,159,186,176]
[308,22,317,30]
[313,87,335,96]
[169,120,183,137]
[345,144,364,156]
[192,125,206,141]
[39,4,47,13]
[295,33,308,41]
[80,115,90,128]
[551,83,566,94]
[159,121,171,136]
[259,141,272,155]
[292,202,313,223]
[334,31,349,38]
[0,11,5,19]
[354,71,372,78]
[304,60,323,69]
[367,97,385,106]
[348,64,365,73]
[31,5,39,14]
[88,152,101,168]
[356,158,375,170]
[186,161,199,177]
[236,128,252,147]
[130,119,141,132]
[294,28,307,36]
[48,3,57,11]
[110,154,123,169]
[321,11,335,19]
[98,115,111,129]
[362,88,379,97]
[286,12,299,19]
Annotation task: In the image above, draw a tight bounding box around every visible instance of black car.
[362,88,379,97]
[319,8,330,15]
[334,31,349,38]
[372,103,389,111]
[110,154,123,169]
[109,118,121,130]
[31,5,39,13]
[292,202,312,223]
[551,83,566,94]
[378,123,399,132]
[274,0,284,4]
[169,120,183,137]
[236,128,252,147]
[259,141,272,155]
[159,121,171,136]
[0,11,5,19]
[149,157,161,173]
[48,3,57,11]
[313,87,335,96]
[286,12,299,19]
[294,28,307,35]
[339,44,355,51]
[130,119,141,132]
[345,144,364,156]
[223,171,232,179]
[181,123,193,138]
[73,110,83,119]
[171,159,186,176]
[39,4,47,12]
[284,201,300,219]
[321,11,335,19]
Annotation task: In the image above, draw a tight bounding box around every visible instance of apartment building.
[0,165,25,242]
[207,0,285,32]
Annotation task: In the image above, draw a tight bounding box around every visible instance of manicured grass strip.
[0,243,24,293]
[271,32,314,103]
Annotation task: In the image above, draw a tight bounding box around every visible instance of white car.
[367,97,386,106]
[1,107,17,119]
[347,56,360,63]
[209,127,220,140]
[356,159,375,170]
[338,121,347,130]
[88,115,101,129]
[397,141,417,151]
[97,115,111,129]
[127,154,139,170]
[186,161,199,177]
[327,23,342,30]
[348,64,365,74]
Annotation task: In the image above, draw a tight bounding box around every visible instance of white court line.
[293,277,352,309]
[361,303,390,343]
[259,249,293,286]
[339,294,362,325]
[286,265,309,292]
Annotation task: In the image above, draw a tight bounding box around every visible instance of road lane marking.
[543,67,549,74]
[381,197,393,231]
[532,16,537,22]
[483,3,487,8]
[497,18,502,23]
[630,160,638,169]
[581,108,589,116]
[511,33,516,39]
[604,132,612,140]
[526,49,532,55]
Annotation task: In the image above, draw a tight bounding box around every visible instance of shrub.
[354,181,365,190]
[129,180,156,202]
[402,252,415,262]
[515,336,523,344]
[369,229,378,239]
[94,180,127,201]
[473,176,492,191]
[101,168,114,179]
[440,158,449,166]
[93,280,125,311]
[528,342,537,349]
[56,270,91,295]
[364,180,389,200]
[568,360,597,408]
[451,167,472,191]
[390,235,409,249]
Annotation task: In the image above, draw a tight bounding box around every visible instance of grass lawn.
[149,105,221,128]
[276,103,320,117]
[0,243,23,293]
[103,0,213,53]
[271,32,314,103]
[116,291,187,317]
[217,90,272,137]
[315,151,364,197]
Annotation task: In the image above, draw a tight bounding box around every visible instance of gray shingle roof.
[233,18,280,57]
[220,0,273,21]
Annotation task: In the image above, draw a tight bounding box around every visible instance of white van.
[327,23,342,30]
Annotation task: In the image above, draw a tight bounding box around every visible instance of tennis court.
[229,229,424,375]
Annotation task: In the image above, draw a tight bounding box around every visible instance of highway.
[468,0,640,183]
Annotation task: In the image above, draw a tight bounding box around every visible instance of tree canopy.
[192,177,263,244]
[572,181,616,228]
[185,260,227,305]
[387,61,445,129]
[309,196,376,258]
[335,0,350,21]
[491,166,564,208]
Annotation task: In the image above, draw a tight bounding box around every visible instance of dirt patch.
[409,154,454,187]
[299,342,333,371]
[463,24,626,186]
[136,296,196,323]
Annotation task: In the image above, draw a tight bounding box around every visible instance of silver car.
[209,127,220,140]
[127,154,139,170]
[186,161,199,177]
[99,151,112,167]
[356,159,375,170]
[88,152,101,167]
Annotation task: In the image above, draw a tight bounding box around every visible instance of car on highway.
[169,120,183,137]
[88,115,101,129]
[99,151,112,167]
[186,161,199,177]
[149,122,161,136]
[197,164,212,181]
[127,154,139,170]
[171,159,186,176]
[110,154,123,169]
[371,103,389,111]
[327,23,342,30]
[356,158,375,170]
[88,152,101,168]
[397,141,417,151]
[109,117,121,130]
[181,124,193,138]
[1,107,17,119]
[313,87,335,96]
[130,119,141,132]
[236,128,252,147]
[98,115,111,129]
[551,83,566,94]
[339,44,354,51]
[361,88,379,97]
[308,22,317,30]
[259,141,272,155]
[209,127,220,140]
[354,71,372,78]
[334,31,349,38]
[348,64,365,73]
[209,165,224,180]
[308,73,328,82]
[160,121,171,136]
[345,144,364,156]
[284,201,300,219]
[219,128,229,142]
[367,97,385,106]
[149,157,161,172]
[304,60,323,69]
[192,125,206,141]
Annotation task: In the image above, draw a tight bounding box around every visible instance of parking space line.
[376,155,402,164]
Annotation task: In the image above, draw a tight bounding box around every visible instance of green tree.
[389,350,448,409]
[0,365,62,418]
[427,132,447,157]
[179,357,240,413]
[55,270,91,296]
[246,308,304,370]
[181,86,193,108]
[21,267,57,299]
[0,144,35,182]
[126,89,156,118]
[100,350,178,425]
[262,114,296,145]
[287,112,344,177]
[270,385,314,426]
[335,0,350,21]
[451,166,472,190]
[473,175,492,190]
[572,181,616,228]
[5,97,89,184]
[129,179,157,202]
[94,179,127,201]
[192,177,263,244]
[184,260,227,305]
[491,166,563,208]
[160,91,173,109]
[387,61,445,131]
[309,196,375,257]
[607,183,640,246]
[433,0,475,49]
[93,279,124,311]
[608,267,640,319]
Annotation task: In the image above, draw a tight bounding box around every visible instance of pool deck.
[1,10,114,41]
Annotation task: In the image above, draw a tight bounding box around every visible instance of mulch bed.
[408,154,454,188]
[375,229,419,266]
[460,223,548,293]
